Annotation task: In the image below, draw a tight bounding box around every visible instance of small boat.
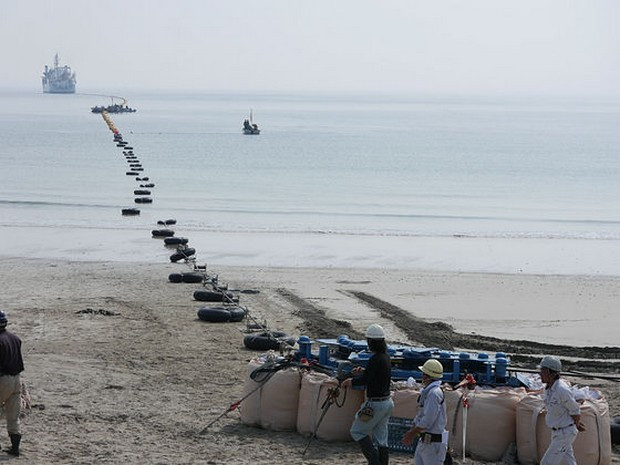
[242,110,260,135]
[91,96,137,114]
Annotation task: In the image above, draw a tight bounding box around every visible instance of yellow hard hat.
[419,359,443,379]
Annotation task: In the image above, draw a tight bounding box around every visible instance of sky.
[1,0,619,96]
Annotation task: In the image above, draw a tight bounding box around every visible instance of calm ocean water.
[1,90,619,274]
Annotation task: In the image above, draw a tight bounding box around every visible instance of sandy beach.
[0,256,617,464]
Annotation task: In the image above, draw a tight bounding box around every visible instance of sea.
[1,89,619,275]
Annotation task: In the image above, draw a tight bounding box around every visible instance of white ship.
[42,54,76,94]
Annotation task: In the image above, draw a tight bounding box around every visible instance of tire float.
[126,171,139,176]
[193,289,233,302]
[164,237,188,246]
[182,272,204,284]
[152,229,175,238]
[136,177,149,181]
[135,197,153,204]
[229,306,246,322]
[170,248,196,262]
[168,273,183,283]
[168,272,204,284]
[243,331,296,351]
[141,183,155,188]
[121,208,140,216]
[197,306,232,323]
[134,189,151,195]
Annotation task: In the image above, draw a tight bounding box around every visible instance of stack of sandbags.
[516,392,612,465]
[296,371,364,441]
[445,387,527,462]
[239,358,302,431]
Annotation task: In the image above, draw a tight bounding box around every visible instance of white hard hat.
[419,359,444,379]
[539,355,562,373]
[365,324,385,339]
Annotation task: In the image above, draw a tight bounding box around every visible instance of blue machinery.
[296,335,521,386]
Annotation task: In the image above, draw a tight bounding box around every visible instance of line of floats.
[99,109,517,387]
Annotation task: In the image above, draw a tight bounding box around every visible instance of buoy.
[126,171,139,175]
[135,197,153,204]
[197,307,231,323]
[121,208,140,216]
[182,272,204,284]
[193,289,233,302]
[170,248,196,262]
[164,237,188,246]
[141,183,155,188]
[152,229,175,237]
[134,189,151,195]
[243,332,295,350]
[165,219,176,225]
[168,273,183,283]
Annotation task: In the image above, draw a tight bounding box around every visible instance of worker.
[402,359,448,465]
[342,324,393,465]
[0,310,24,456]
[539,355,585,465]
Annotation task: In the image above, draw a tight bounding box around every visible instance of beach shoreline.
[2,256,618,463]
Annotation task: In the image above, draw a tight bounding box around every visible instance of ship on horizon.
[42,54,76,94]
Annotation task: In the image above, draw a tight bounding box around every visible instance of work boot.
[357,436,380,465]
[378,446,389,465]
[6,433,21,456]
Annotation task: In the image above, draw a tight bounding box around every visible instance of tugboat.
[42,54,76,94]
[242,110,260,135]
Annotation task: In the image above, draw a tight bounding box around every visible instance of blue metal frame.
[297,334,516,386]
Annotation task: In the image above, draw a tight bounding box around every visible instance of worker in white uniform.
[539,355,585,465]
[401,359,448,465]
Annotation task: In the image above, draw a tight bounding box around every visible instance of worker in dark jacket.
[342,324,393,465]
[0,310,24,456]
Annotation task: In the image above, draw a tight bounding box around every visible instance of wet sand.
[1,257,618,464]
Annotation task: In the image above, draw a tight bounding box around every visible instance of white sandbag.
[391,387,420,419]
[239,357,301,431]
[260,365,301,431]
[296,371,364,442]
[239,359,263,427]
[446,387,526,462]
[516,392,612,465]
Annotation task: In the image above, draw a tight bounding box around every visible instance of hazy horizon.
[2,0,619,97]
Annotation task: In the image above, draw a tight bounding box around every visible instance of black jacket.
[351,352,391,397]
[0,330,24,376]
